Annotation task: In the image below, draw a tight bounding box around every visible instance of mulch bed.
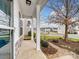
[41,45,57,55]
[49,39,79,54]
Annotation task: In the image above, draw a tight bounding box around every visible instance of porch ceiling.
[18,0,48,18]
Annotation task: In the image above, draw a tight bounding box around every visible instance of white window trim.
[0,25,14,30]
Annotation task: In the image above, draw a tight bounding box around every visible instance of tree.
[47,0,79,41]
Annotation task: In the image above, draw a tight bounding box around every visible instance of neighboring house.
[39,22,65,34]
[40,23,51,32]
[39,22,59,33]
[74,26,79,34]
[73,22,79,34]
[64,20,79,35]
[56,23,79,35]
[58,24,65,34]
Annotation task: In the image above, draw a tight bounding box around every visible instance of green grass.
[40,35,79,42]
[69,38,79,42]
[41,35,63,41]
[34,32,79,42]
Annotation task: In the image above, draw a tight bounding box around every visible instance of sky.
[40,6,52,17]
[40,0,61,18]
[40,0,62,22]
[40,0,52,22]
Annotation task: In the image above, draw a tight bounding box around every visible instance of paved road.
[47,33,79,39]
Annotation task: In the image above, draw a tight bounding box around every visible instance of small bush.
[52,40,59,43]
[74,32,77,34]
[34,39,36,42]
[41,40,49,48]
[59,37,63,40]
[75,48,79,54]
[34,32,36,38]
[28,31,31,36]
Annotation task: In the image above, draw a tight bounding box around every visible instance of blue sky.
[40,0,52,22]
[40,0,60,18]
[40,6,52,17]
[40,0,60,22]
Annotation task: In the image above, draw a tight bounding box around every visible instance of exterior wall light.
[26,0,31,6]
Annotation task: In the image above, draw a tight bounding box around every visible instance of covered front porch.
[13,0,48,59]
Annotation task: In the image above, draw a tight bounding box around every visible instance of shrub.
[52,40,59,43]
[75,48,79,54]
[41,40,49,48]
[34,39,36,43]
[28,31,31,36]
[33,32,36,38]
[59,37,63,40]
[74,32,77,34]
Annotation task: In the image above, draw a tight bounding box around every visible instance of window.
[0,0,11,15]
[0,0,11,26]
[0,0,13,59]
[0,29,10,48]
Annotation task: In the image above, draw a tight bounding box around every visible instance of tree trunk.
[64,20,68,41]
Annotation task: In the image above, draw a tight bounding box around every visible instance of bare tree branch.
[69,19,79,25]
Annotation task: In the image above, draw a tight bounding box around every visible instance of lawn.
[34,32,79,42]
[41,35,63,40]
[69,38,79,42]
[40,35,79,42]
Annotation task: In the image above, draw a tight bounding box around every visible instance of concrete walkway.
[16,40,47,59]
[48,42,79,59]
[54,55,74,59]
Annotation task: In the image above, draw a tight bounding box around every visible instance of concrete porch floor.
[16,40,47,59]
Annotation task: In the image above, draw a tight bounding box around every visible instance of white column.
[31,18,34,40]
[36,5,41,51]
[13,0,20,59]
[22,19,25,39]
